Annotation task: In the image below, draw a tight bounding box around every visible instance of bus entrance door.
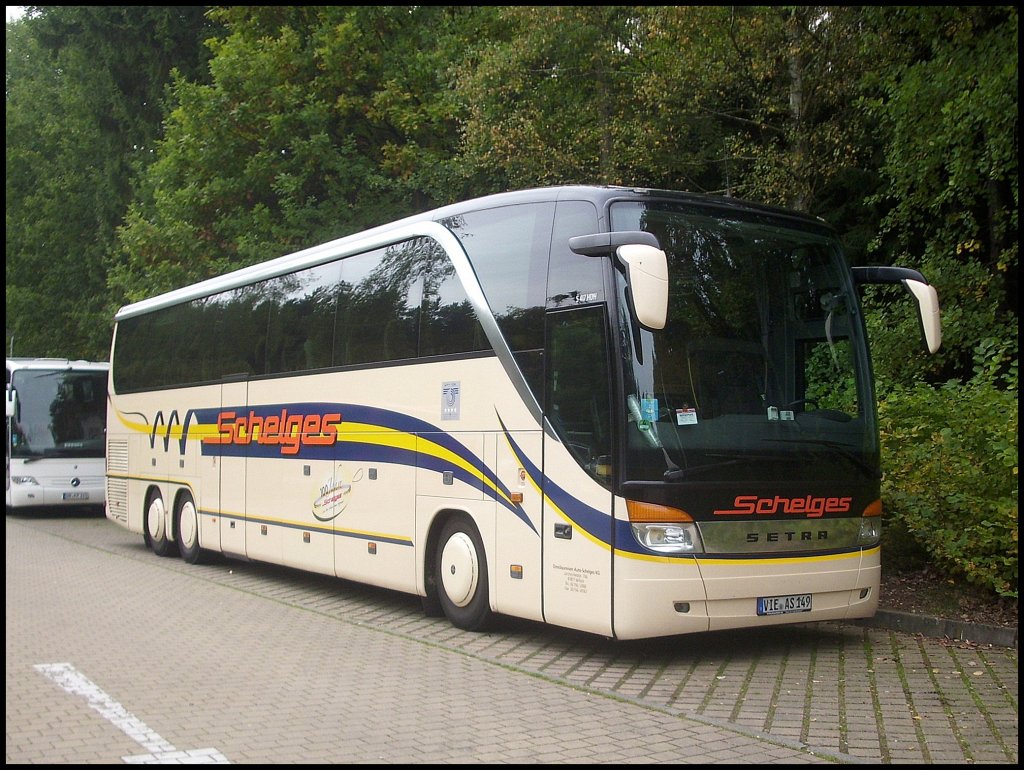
[541,307,615,637]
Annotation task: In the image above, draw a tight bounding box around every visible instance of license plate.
[757,593,812,616]
[62,492,90,501]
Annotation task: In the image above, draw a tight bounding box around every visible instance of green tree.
[7,5,1015,596]
[5,6,215,358]
[7,17,118,358]
[454,6,653,189]
[852,7,1018,595]
[857,6,1017,386]
[453,8,880,216]
[111,6,482,302]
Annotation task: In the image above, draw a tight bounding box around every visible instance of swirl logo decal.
[311,467,364,522]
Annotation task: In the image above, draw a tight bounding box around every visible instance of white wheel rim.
[147,497,165,540]
[440,532,478,608]
[179,500,198,549]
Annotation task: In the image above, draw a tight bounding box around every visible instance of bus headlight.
[11,476,39,485]
[631,522,703,553]
[858,517,881,545]
[626,499,704,554]
[858,498,882,545]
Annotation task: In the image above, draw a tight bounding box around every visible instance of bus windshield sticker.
[675,407,698,426]
[640,397,658,422]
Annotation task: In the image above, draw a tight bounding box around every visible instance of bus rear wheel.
[145,491,175,558]
[175,493,206,564]
[435,515,492,631]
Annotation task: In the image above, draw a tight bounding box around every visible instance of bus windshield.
[9,368,107,460]
[611,201,878,485]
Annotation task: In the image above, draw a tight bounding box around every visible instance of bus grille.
[107,439,129,474]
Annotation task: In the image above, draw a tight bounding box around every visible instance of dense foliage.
[5,6,1017,597]
[6,6,217,356]
[879,370,1018,598]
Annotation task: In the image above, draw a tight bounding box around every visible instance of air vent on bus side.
[106,439,128,474]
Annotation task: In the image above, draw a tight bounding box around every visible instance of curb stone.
[857,608,1018,648]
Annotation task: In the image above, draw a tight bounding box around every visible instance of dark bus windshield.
[611,200,878,485]
[9,369,107,459]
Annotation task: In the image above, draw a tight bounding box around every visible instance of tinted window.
[546,306,612,485]
[113,236,490,392]
[336,243,421,366]
[262,262,341,374]
[546,200,604,310]
[441,203,553,354]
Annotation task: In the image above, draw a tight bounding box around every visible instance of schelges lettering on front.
[713,494,853,518]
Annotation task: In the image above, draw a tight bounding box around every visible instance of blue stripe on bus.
[184,402,536,534]
[501,421,613,549]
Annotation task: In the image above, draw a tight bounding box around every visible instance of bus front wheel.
[145,491,175,558]
[435,515,492,631]
[175,493,206,564]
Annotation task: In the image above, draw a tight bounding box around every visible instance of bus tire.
[435,514,492,631]
[421,592,444,618]
[175,492,206,565]
[420,576,444,618]
[145,490,175,558]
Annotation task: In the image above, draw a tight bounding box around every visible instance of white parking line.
[34,662,229,764]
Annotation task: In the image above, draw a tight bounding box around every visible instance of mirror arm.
[569,231,660,257]
[851,266,942,354]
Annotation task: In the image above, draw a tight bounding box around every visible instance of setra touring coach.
[104,186,940,640]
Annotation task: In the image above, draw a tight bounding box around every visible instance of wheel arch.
[421,507,458,603]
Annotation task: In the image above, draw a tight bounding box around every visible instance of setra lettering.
[746,531,829,543]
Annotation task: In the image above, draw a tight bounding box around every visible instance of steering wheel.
[786,398,852,423]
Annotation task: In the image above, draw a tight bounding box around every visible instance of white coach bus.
[104,186,940,640]
[7,357,109,511]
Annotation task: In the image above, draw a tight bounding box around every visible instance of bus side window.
[547,200,603,309]
[546,306,612,483]
[440,203,552,357]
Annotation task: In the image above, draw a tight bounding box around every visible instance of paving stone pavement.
[6,512,1017,764]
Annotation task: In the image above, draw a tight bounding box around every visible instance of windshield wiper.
[660,451,782,481]
[663,458,748,481]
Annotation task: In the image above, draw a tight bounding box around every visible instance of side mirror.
[568,231,669,331]
[903,279,942,354]
[852,266,942,354]
[5,387,16,419]
[616,244,668,330]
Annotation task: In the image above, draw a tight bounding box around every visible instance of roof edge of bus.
[112,184,831,322]
[6,357,109,369]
